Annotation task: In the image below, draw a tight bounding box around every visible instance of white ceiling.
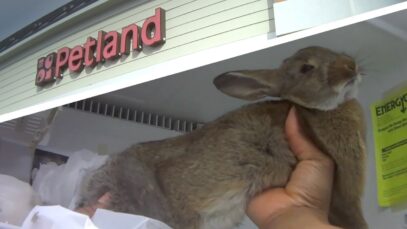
[380,8,407,32]
[369,11,407,43]
[96,8,407,123]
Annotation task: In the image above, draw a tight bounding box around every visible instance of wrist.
[259,207,341,229]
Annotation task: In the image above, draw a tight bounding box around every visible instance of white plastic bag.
[0,174,41,226]
[18,206,172,229]
[92,209,172,229]
[21,206,97,229]
[32,149,108,209]
[2,149,173,229]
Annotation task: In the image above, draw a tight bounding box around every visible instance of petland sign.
[35,8,166,86]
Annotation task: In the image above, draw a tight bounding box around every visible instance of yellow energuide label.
[371,85,407,207]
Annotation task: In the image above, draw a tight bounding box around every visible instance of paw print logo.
[36,53,57,86]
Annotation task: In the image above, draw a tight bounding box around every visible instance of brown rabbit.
[78,46,367,229]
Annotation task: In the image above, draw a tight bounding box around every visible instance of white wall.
[356,28,407,229]
[39,108,181,156]
[0,139,33,182]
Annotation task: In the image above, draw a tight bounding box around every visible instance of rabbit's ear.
[213,70,282,101]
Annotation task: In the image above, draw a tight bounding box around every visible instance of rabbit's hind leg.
[77,154,175,226]
[245,131,297,196]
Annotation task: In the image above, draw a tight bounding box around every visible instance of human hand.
[75,192,111,217]
[247,107,340,229]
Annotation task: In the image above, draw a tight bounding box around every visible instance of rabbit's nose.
[345,63,356,72]
[337,54,356,72]
[342,62,358,77]
[342,58,356,71]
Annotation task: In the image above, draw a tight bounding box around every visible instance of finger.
[76,192,111,217]
[94,192,111,209]
[285,107,329,162]
[76,205,97,217]
[285,107,334,210]
[246,188,295,228]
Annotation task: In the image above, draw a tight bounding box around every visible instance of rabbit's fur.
[78,46,367,229]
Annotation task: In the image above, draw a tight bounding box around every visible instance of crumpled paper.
[92,208,172,229]
[2,148,173,229]
[32,149,108,209]
[21,206,97,229]
[0,174,41,226]
[17,206,172,229]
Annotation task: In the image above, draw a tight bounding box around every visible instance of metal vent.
[63,99,204,133]
[0,115,44,136]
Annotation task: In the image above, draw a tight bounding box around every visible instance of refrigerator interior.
[1,8,407,229]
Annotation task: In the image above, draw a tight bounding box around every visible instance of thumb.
[94,192,111,209]
[285,107,329,161]
[284,107,335,211]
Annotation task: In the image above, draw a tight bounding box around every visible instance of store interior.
[1,6,407,229]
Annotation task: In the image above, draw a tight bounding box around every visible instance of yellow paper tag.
[371,85,407,207]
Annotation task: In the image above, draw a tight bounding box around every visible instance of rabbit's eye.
[300,64,315,74]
